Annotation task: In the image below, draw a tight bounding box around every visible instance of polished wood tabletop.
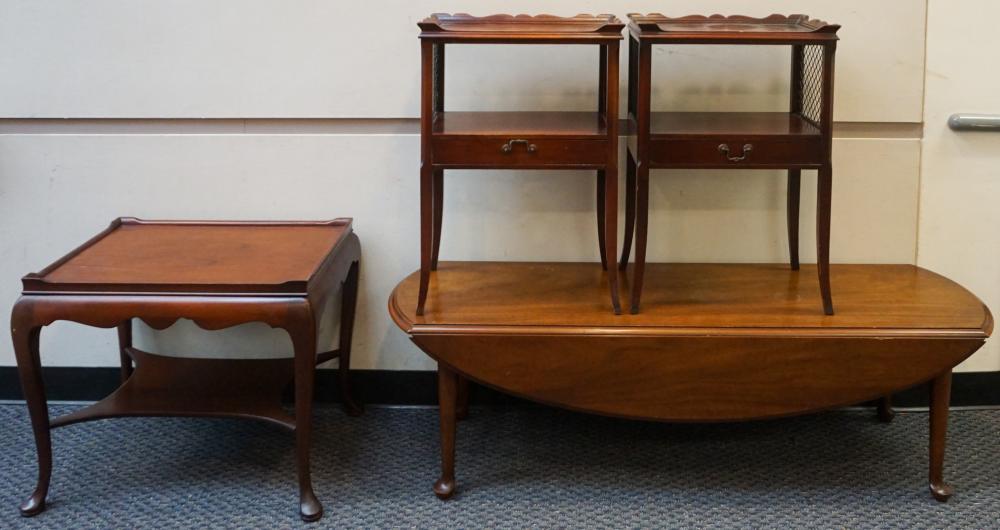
[23,218,353,295]
[393,262,992,336]
[628,14,840,43]
[419,13,625,43]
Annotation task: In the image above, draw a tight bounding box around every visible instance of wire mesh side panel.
[799,45,825,126]
[432,43,444,112]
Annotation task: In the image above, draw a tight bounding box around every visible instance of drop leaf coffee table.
[11,218,362,522]
[390,262,993,501]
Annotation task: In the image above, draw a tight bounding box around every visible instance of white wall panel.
[0,0,925,121]
[917,0,1000,371]
[0,134,919,370]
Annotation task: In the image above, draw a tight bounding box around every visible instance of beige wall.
[2,1,990,373]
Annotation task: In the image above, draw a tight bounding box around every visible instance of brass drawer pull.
[718,143,753,162]
[501,139,537,153]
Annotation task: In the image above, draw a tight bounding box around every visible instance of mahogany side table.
[620,14,840,315]
[416,13,625,315]
[10,218,362,522]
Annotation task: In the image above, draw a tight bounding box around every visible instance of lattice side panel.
[799,45,825,125]
[432,43,444,112]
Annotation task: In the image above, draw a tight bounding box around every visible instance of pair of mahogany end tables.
[416,13,838,317]
[9,12,996,525]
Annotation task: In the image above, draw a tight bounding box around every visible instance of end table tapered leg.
[630,164,650,314]
[929,371,953,502]
[290,320,322,522]
[620,150,637,271]
[787,169,801,271]
[434,364,458,499]
[12,304,50,517]
[596,170,608,271]
[338,262,363,417]
[117,319,134,382]
[604,165,621,315]
[817,163,834,315]
[417,163,433,316]
[877,395,895,423]
[431,169,444,271]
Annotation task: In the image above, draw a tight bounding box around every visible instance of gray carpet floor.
[1,403,999,528]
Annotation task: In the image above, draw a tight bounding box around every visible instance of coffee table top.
[22,218,354,296]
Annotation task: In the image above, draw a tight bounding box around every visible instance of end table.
[416,13,625,315]
[620,14,840,315]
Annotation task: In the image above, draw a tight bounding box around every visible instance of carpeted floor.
[1,404,999,528]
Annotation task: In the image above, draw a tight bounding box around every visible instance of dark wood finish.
[627,13,840,44]
[24,218,350,295]
[416,14,623,316]
[877,395,895,423]
[455,376,470,421]
[929,371,953,501]
[116,320,133,382]
[622,14,840,315]
[11,218,363,522]
[419,13,625,43]
[432,137,609,168]
[389,261,992,499]
[434,363,458,499]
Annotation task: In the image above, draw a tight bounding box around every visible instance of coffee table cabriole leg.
[929,371,954,501]
[877,395,895,423]
[435,363,458,499]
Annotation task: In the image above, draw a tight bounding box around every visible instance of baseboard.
[1,367,998,408]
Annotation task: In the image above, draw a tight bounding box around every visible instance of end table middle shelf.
[416,13,626,315]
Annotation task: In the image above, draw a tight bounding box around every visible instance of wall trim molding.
[0,118,922,140]
[1,367,997,408]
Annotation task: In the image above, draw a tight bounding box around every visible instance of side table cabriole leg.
[929,371,954,501]
[117,320,134,382]
[338,262,364,417]
[434,363,458,499]
[11,300,50,517]
[287,308,322,522]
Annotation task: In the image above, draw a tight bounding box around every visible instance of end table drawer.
[433,137,609,168]
[649,137,823,168]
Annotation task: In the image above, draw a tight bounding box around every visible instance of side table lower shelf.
[49,347,337,431]
[389,261,993,501]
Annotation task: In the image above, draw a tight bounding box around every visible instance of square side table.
[11,217,362,522]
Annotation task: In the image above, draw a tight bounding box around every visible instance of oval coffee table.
[389,261,993,501]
